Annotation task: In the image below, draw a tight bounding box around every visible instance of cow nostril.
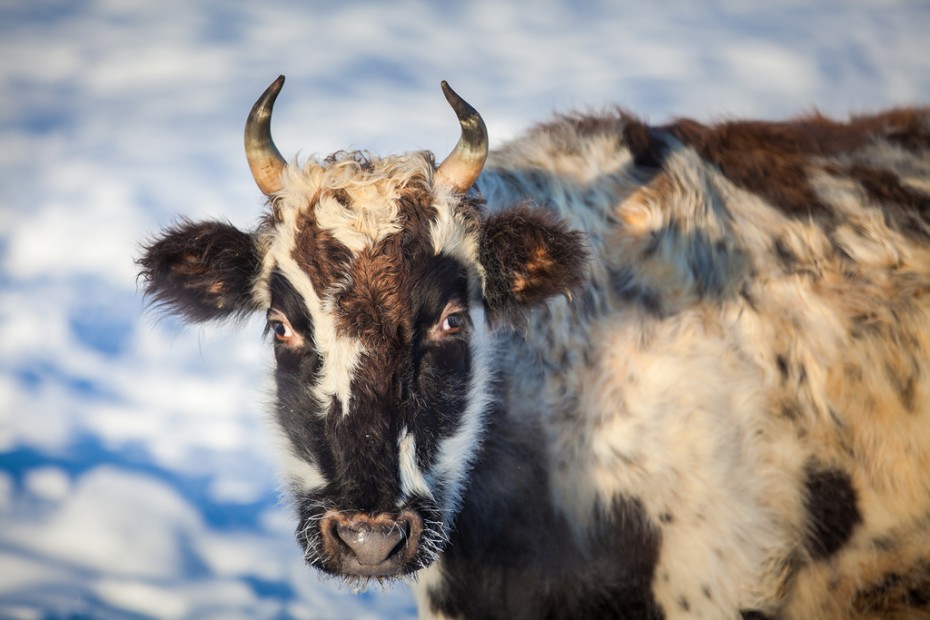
[335,519,407,566]
[319,510,424,574]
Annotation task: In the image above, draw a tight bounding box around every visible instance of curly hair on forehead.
[294,150,437,193]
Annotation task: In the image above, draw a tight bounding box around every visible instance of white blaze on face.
[258,184,365,419]
[398,427,434,502]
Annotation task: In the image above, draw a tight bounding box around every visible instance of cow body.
[140,78,930,619]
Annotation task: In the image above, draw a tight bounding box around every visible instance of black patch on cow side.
[803,465,862,560]
[740,611,774,620]
[585,495,665,619]
[432,407,664,619]
[665,117,835,221]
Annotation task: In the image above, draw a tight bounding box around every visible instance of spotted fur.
[139,85,930,619]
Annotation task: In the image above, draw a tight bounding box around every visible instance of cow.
[139,75,930,619]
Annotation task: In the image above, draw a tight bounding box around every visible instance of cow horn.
[245,75,287,196]
[436,81,488,193]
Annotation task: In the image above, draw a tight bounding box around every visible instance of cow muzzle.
[320,510,423,577]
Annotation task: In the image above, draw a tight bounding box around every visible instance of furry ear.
[138,219,263,322]
[479,204,588,323]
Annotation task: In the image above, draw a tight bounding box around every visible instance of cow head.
[139,76,587,582]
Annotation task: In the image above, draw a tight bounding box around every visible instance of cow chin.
[298,498,447,581]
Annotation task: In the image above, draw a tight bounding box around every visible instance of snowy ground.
[1,1,928,617]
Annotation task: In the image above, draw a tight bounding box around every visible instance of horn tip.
[440,81,478,121]
[440,80,461,106]
[267,75,285,97]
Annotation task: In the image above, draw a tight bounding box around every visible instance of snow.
[1,0,928,616]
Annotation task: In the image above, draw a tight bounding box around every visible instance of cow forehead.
[251,152,485,417]
[283,151,437,254]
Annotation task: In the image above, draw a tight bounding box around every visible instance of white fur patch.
[315,184,402,253]
[398,427,434,502]
[428,186,486,287]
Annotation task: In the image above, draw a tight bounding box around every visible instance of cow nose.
[320,511,422,575]
[336,520,405,565]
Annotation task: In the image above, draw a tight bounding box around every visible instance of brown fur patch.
[335,239,410,348]
[663,108,930,223]
[513,245,557,295]
[292,202,353,293]
[327,184,438,347]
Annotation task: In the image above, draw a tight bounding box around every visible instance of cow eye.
[271,321,293,341]
[440,312,465,334]
[266,309,300,346]
[429,300,468,341]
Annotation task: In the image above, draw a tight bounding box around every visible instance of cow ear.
[479,204,588,323]
[138,219,263,322]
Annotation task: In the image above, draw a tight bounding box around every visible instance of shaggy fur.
[139,86,930,619]
[470,106,930,619]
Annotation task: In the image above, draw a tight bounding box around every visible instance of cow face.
[138,77,587,581]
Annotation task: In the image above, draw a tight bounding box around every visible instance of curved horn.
[436,81,488,193]
[245,75,287,196]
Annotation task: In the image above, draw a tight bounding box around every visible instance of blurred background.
[1,1,928,617]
